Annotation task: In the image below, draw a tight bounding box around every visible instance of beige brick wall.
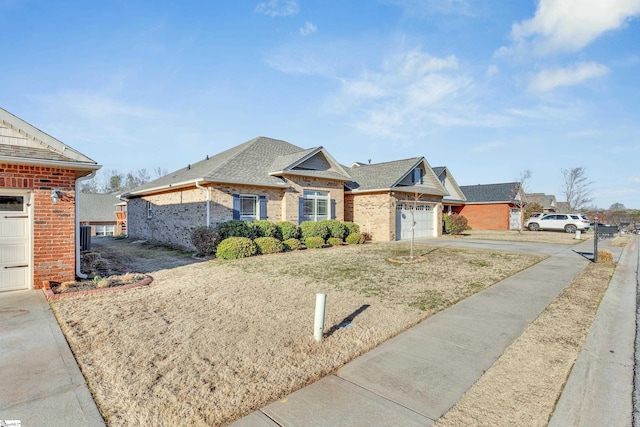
[281,175,345,223]
[127,184,288,249]
[347,191,444,241]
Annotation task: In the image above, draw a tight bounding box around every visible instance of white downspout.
[75,171,97,279]
[195,181,211,227]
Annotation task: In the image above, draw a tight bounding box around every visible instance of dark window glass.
[0,196,24,212]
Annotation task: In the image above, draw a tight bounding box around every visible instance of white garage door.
[0,193,31,292]
[395,204,435,240]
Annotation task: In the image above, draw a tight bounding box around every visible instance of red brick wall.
[0,163,77,288]
[457,203,511,230]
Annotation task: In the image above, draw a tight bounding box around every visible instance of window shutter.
[259,196,267,220]
[298,197,304,224]
[330,199,336,220]
[232,194,240,220]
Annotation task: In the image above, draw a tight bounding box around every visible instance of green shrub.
[327,237,343,247]
[253,220,281,239]
[283,238,302,251]
[320,219,348,240]
[216,237,258,259]
[254,237,284,254]
[216,220,258,240]
[300,221,330,241]
[343,221,360,235]
[276,221,300,240]
[443,213,468,235]
[304,236,325,249]
[345,232,366,244]
[190,226,221,256]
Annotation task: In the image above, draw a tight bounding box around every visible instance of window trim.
[302,190,330,222]
[238,194,259,221]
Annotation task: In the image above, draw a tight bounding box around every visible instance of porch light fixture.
[51,189,60,205]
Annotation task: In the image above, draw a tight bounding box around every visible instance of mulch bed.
[43,274,153,300]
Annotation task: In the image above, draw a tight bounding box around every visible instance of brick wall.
[0,163,77,288]
[347,191,444,241]
[282,175,345,223]
[457,203,511,230]
[127,184,288,250]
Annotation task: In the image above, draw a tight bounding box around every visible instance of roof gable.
[346,157,447,196]
[0,107,98,171]
[432,166,466,202]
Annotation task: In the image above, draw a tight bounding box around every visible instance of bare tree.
[512,170,532,232]
[610,202,626,211]
[153,167,168,178]
[561,167,593,212]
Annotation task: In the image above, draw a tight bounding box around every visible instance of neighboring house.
[78,192,122,236]
[526,193,557,212]
[0,107,100,292]
[121,137,449,248]
[345,158,447,241]
[456,182,524,230]
[432,166,467,214]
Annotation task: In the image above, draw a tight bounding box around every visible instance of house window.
[233,194,266,221]
[146,201,153,219]
[0,195,24,212]
[95,224,115,236]
[239,194,258,221]
[302,190,329,222]
[412,168,423,184]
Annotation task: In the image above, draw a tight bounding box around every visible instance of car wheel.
[565,224,577,233]
[528,223,540,231]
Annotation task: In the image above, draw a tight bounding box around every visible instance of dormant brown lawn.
[51,239,543,426]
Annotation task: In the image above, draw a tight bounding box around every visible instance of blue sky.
[2,0,639,209]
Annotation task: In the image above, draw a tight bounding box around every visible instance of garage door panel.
[0,193,30,291]
[396,204,435,240]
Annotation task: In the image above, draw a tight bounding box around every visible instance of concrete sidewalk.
[233,238,612,426]
[0,290,104,426]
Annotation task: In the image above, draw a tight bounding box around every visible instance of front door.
[0,193,31,291]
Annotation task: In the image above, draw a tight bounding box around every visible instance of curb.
[42,275,153,301]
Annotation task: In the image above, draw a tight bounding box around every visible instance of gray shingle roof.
[122,137,351,197]
[460,182,520,203]
[0,144,76,162]
[346,158,447,196]
[79,193,120,222]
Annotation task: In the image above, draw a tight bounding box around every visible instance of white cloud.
[255,0,299,17]
[325,48,478,138]
[506,0,640,55]
[529,62,609,92]
[299,21,317,36]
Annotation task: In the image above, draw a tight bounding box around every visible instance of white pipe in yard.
[314,293,326,342]
[575,230,581,239]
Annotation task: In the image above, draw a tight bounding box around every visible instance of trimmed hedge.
[304,236,325,249]
[254,237,284,254]
[216,237,258,259]
[216,220,258,240]
[190,226,220,256]
[276,221,300,240]
[253,220,281,239]
[300,221,330,241]
[345,232,366,244]
[283,238,302,251]
[343,221,360,235]
[321,219,348,240]
[327,237,343,247]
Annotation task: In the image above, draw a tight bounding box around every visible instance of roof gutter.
[0,155,101,171]
[195,181,211,227]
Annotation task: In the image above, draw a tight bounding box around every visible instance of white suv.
[526,213,590,233]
